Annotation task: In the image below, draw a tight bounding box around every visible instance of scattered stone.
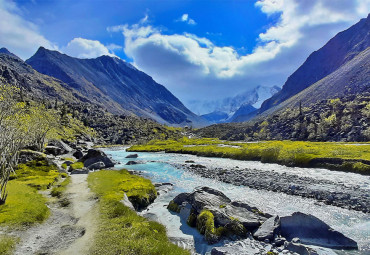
[185,160,195,163]
[125,154,138,158]
[126,161,138,165]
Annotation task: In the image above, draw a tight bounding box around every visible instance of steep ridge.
[0,50,89,104]
[260,14,370,113]
[26,48,208,127]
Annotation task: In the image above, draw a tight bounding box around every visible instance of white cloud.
[176,13,197,25]
[62,38,116,59]
[0,0,57,59]
[112,0,369,114]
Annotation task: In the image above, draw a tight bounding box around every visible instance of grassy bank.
[0,159,67,228]
[88,170,190,255]
[128,138,370,175]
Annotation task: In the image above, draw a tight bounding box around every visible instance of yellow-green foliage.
[88,170,157,209]
[87,170,189,255]
[129,139,370,174]
[51,176,71,198]
[61,157,76,162]
[61,163,68,170]
[167,200,180,213]
[0,182,49,226]
[13,160,59,190]
[196,210,224,242]
[70,162,84,170]
[0,235,19,255]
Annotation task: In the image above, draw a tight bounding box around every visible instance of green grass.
[70,162,84,170]
[12,159,60,190]
[0,159,67,227]
[0,235,19,255]
[50,176,71,198]
[128,139,370,175]
[0,182,49,227]
[88,170,189,255]
[88,170,157,210]
[61,157,76,162]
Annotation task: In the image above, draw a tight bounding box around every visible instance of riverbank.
[104,148,370,254]
[128,138,370,175]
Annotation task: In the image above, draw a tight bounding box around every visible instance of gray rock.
[45,146,63,156]
[211,245,260,255]
[73,150,84,159]
[125,154,138,158]
[253,215,280,241]
[63,160,74,166]
[87,161,105,170]
[121,193,135,210]
[281,212,358,249]
[19,150,46,163]
[126,161,139,165]
[79,149,114,169]
[285,241,319,255]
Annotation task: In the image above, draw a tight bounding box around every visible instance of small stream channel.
[103,148,370,255]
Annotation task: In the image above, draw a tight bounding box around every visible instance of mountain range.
[25,47,208,127]
[198,85,281,124]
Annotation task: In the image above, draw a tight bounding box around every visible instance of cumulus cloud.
[0,0,57,59]
[62,38,116,59]
[176,13,197,25]
[111,0,369,114]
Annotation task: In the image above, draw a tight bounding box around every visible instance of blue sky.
[1,0,369,114]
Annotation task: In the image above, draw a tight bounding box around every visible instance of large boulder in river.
[168,187,268,244]
[280,212,358,249]
[79,149,114,169]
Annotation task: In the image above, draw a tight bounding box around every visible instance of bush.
[70,162,84,170]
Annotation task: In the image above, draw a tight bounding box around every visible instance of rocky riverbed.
[172,162,370,213]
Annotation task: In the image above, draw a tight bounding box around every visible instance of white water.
[104,148,370,255]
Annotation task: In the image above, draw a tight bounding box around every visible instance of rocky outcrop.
[280,212,358,249]
[78,149,114,169]
[168,187,268,244]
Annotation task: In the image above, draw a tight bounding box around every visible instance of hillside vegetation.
[198,93,370,142]
[128,138,370,175]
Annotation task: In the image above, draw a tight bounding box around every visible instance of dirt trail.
[13,174,97,255]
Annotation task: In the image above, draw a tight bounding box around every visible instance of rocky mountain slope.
[26,47,208,127]
[260,14,370,113]
[0,49,183,144]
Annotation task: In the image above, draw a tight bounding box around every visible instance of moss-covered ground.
[128,138,370,174]
[87,169,190,255]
